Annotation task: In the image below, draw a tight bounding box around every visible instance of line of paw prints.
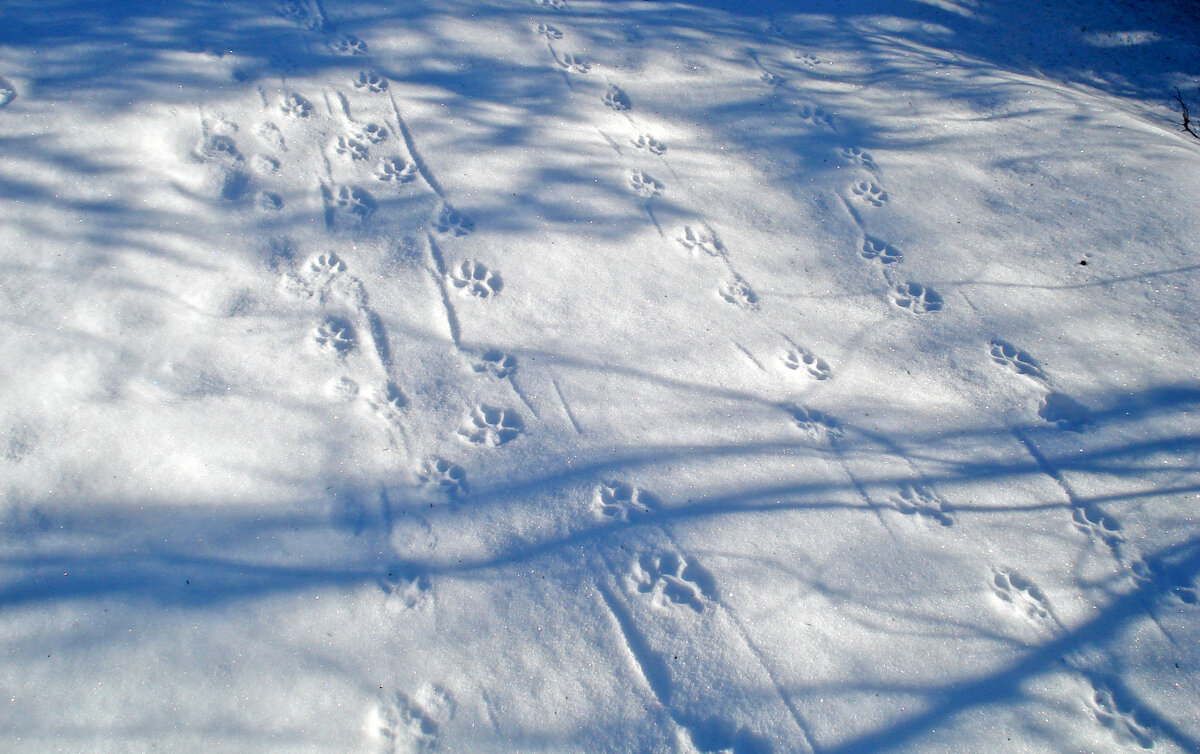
[1086,679,1155,750]
[627,552,714,613]
[603,85,632,111]
[593,481,658,523]
[782,345,831,380]
[448,260,502,298]
[353,70,389,93]
[891,483,952,526]
[458,405,523,447]
[718,274,759,310]
[632,134,666,155]
[987,340,1090,429]
[374,685,455,753]
[472,349,517,379]
[630,169,663,198]
[418,456,469,496]
[433,205,474,236]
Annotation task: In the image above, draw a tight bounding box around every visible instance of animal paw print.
[198,133,242,162]
[1039,392,1090,430]
[369,382,407,424]
[380,566,431,612]
[433,205,475,236]
[850,181,888,206]
[892,483,952,526]
[536,0,566,8]
[256,122,285,151]
[632,134,667,155]
[559,54,590,74]
[448,260,502,298]
[786,405,842,441]
[256,191,283,211]
[593,481,658,522]
[536,23,563,40]
[334,185,377,219]
[327,375,359,401]
[991,567,1055,626]
[678,226,726,257]
[472,349,517,378]
[280,92,313,118]
[352,70,388,92]
[718,275,759,310]
[603,85,632,111]
[357,123,389,144]
[376,686,455,754]
[795,52,821,66]
[797,103,834,127]
[892,282,943,314]
[1131,556,1198,606]
[861,237,901,264]
[0,78,16,108]
[628,552,710,612]
[629,170,663,198]
[760,71,786,86]
[458,405,523,447]
[1087,680,1155,750]
[375,157,415,183]
[332,135,369,161]
[252,154,279,174]
[330,34,368,55]
[987,340,1045,380]
[417,456,468,496]
[782,346,831,380]
[840,146,876,170]
[313,316,356,355]
[1071,504,1122,548]
[307,251,347,280]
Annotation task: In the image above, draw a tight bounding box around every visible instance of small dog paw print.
[795,52,821,66]
[472,349,517,379]
[603,85,631,111]
[352,70,389,92]
[333,135,369,161]
[678,226,726,257]
[448,260,502,298]
[782,346,831,380]
[433,205,475,236]
[334,185,377,219]
[892,483,952,526]
[458,405,523,447]
[536,23,563,40]
[760,71,786,86]
[892,282,943,314]
[593,481,658,522]
[369,382,407,424]
[629,170,663,198]
[786,405,842,440]
[313,317,356,355]
[280,92,313,118]
[559,54,590,74]
[840,146,876,170]
[632,134,667,155]
[536,0,567,8]
[987,340,1045,380]
[417,456,468,495]
[330,35,368,55]
[628,552,710,612]
[861,237,901,264]
[851,181,888,206]
[357,123,388,144]
[718,275,759,309]
[375,156,416,182]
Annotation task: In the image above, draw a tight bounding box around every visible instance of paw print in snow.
[0,78,16,108]
[330,34,368,55]
[458,405,523,447]
[629,552,711,612]
[1131,556,1198,606]
[892,282,943,314]
[332,135,369,161]
[357,123,388,144]
[376,686,455,753]
[433,205,475,236]
[760,71,786,86]
[369,382,407,425]
[861,236,901,264]
[593,481,658,522]
[851,181,888,206]
[632,134,667,155]
[795,52,821,66]
[559,54,590,74]
[381,566,431,612]
[630,170,663,198]
[472,349,517,379]
[678,226,726,257]
[718,275,759,310]
[797,103,834,127]
[280,92,313,118]
[1071,503,1122,548]
[892,483,952,526]
[1039,391,1090,430]
[536,0,567,8]
[1087,680,1155,750]
[840,146,876,170]
[313,316,355,355]
[987,340,1045,380]
[536,23,563,40]
[990,567,1054,626]
[307,251,346,280]
[334,185,377,219]
[256,191,283,212]
[786,405,841,440]
[375,156,415,183]
[417,456,468,496]
[352,70,388,92]
[603,86,631,111]
[782,346,831,380]
[449,260,502,298]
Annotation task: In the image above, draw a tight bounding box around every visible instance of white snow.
[2,0,1199,751]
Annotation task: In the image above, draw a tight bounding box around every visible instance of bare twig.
[1174,87,1200,140]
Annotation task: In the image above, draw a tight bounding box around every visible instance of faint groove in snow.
[551,375,582,434]
[388,92,445,199]
[424,233,462,348]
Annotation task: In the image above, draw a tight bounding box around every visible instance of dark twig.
[1174,87,1200,140]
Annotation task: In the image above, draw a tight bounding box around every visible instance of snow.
[2,0,1200,750]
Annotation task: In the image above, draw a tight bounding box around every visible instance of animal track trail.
[891,281,943,314]
[988,340,1046,381]
[861,236,901,265]
[782,346,831,381]
[629,169,664,198]
[786,405,843,442]
[891,483,953,526]
[536,23,563,40]
[313,316,357,356]
[353,70,389,93]
[603,85,632,112]
[458,405,523,447]
[678,226,727,258]
[374,685,455,754]
[448,260,502,298]
[433,205,475,236]
[990,567,1058,629]
[718,274,759,310]
[1086,680,1156,750]
[280,92,314,119]
[380,566,431,613]
[593,481,659,523]
[850,181,889,207]
[472,349,517,379]
[375,156,417,183]
[797,104,835,128]
[417,456,469,496]
[627,551,713,613]
[330,34,369,56]
[840,146,876,171]
[632,134,667,155]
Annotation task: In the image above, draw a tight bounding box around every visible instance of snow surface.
[2,0,1200,751]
